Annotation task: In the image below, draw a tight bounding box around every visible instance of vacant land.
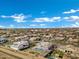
[0,51,19,59]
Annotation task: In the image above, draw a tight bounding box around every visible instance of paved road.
[0,47,46,59]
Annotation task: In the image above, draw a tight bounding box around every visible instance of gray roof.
[0,37,7,41]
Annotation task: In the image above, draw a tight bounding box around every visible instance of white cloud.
[40,11,46,14]
[63,9,79,14]
[1,15,9,18]
[71,22,79,27]
[1,14,31,23]
[29,24,37,27]
[63,17,69,19]
[61,22,79,28]
[11,14,26,23]
[39,24,46,26]
[29,24,46,27]
[0,25,4,28]
[0,25,14,28]
[33,17,61,22]
[63,16,79,22]
[9,24,14,28]
[61,23,74,28]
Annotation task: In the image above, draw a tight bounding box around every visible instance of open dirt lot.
[0,51,20,59]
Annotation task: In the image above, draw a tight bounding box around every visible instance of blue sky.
[0,0,79,28]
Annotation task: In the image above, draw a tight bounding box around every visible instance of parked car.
[0,37,7,44]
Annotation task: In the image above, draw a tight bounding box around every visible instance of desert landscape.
[0,28,79,59]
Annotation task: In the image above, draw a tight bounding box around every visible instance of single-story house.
[33,42,55,51]
[10,41,29,50]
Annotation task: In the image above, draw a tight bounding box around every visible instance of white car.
[0,37,7,44]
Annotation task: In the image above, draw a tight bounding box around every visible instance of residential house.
[10,41,29,50]
[33,42,55,51]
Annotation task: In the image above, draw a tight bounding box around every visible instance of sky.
[0,0,79,28]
